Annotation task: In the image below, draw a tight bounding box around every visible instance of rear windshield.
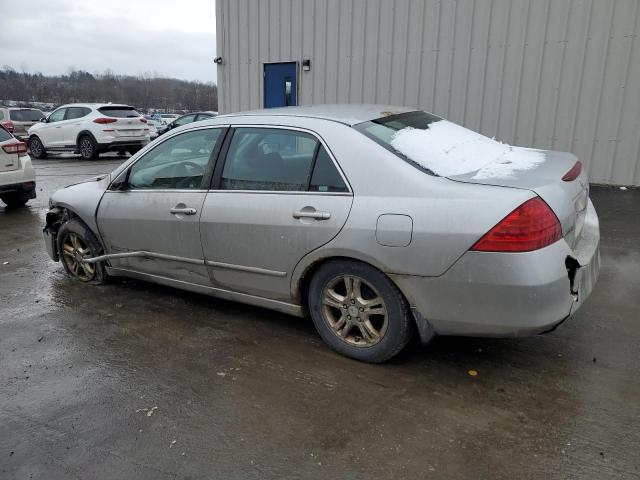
[98,106,140,118]
[353,111,441,174]
[0,125,12,142]
[10,109,44,122]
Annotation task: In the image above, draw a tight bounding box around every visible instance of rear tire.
[127,146,142,155]
[78,135,98,160]
[28,136,46,159]
[308,260,414,363]
[57,218,107,284]
[0,193,30,207]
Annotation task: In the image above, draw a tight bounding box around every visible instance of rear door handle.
[170,207,197,215]
[293,210,331,220]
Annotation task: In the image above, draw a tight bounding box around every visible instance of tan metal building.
[215,0,640,185]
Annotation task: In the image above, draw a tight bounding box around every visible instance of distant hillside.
[0,67,217,112]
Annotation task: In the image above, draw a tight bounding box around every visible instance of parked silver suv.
[0,107,46,141]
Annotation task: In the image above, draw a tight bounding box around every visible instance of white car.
[0,125,35,207]
[27,103,150,160]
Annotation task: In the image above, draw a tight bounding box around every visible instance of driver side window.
[128,128,222,190]
[48,108,67,123]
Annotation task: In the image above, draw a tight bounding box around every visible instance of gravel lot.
[1,155,639,479]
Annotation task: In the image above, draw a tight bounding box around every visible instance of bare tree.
[0,67,218,112]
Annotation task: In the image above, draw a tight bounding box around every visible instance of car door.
[39,107,66,147]
[60,107,90,147]
[97,126,226,285]
[200,126,353,300]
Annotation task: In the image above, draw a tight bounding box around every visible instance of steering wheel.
[172,161,205,189]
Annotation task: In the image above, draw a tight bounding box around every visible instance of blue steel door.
[264,62,297,108]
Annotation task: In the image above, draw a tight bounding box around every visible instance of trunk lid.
[97,106,148,139]
[448,149,589,248]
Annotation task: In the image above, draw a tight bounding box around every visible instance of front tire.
[28,136,46,159]
[78,135,98,160]
[57,218,107,284]
[308,260,414,363]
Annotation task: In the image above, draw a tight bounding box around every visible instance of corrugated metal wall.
[216,0,640,185]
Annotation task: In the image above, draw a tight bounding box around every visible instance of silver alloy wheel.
[61,232,95,281]
[79,137,93,159]
[321,275,388,347]
[30,138,43,156]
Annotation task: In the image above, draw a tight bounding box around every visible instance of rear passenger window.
[310,147,348,192]
[221,128,318,191]
[65,107,90,120]
[0,125,12,142]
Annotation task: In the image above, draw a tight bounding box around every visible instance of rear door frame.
[200,123,353,299]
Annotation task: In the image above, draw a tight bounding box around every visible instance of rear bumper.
[0,156,36,197]
[97,140,148,152]
[392,199,600,337]
[0,180,36,198]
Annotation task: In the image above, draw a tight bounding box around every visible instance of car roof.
[217,104,417,126]
[57,103,134,109]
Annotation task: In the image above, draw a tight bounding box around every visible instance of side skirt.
[105,266,304,317]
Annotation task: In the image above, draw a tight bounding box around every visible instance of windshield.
[353,111,441,174]
[10,109,44,122]
[98,106,140,118]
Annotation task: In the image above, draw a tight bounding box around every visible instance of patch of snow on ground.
[390,120,545,179]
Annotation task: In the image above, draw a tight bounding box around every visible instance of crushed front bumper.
[392,200,600,337]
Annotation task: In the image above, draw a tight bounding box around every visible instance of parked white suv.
[27,103,150,160]
[0,125,35,207]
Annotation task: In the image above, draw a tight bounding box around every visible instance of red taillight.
[470,197,562,252]
[93,117,117,124]
[1,121,14,132]
[2,141,28,156]
[562,161,582,181]
[139,117,147,123]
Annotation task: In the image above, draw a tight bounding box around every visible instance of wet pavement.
[1,156,639,479]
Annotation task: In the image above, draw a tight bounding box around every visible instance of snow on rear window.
[389,120,545,180]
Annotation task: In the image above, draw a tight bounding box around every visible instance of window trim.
[107,125,230,192]
[209,124,352,196]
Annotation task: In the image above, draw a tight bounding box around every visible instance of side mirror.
[109,169,130,191]
[40,117,47,123]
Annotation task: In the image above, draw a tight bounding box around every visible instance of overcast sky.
[1,0,217,83]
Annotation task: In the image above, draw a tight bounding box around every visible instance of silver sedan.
[43,105,600,363]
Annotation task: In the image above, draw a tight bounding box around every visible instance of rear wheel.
[57,218,107,284]
[28,136,46,159]
[0,192,30,207]
[78,135,98,160]
[127,146,142,155]
[308,260,414,363]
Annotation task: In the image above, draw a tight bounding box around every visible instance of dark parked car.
[158,111,218,136]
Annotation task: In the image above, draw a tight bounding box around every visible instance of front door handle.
[170,206,197,215]
[293,209,331,220]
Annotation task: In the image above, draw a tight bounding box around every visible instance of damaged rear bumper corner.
[390,200,600,337]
